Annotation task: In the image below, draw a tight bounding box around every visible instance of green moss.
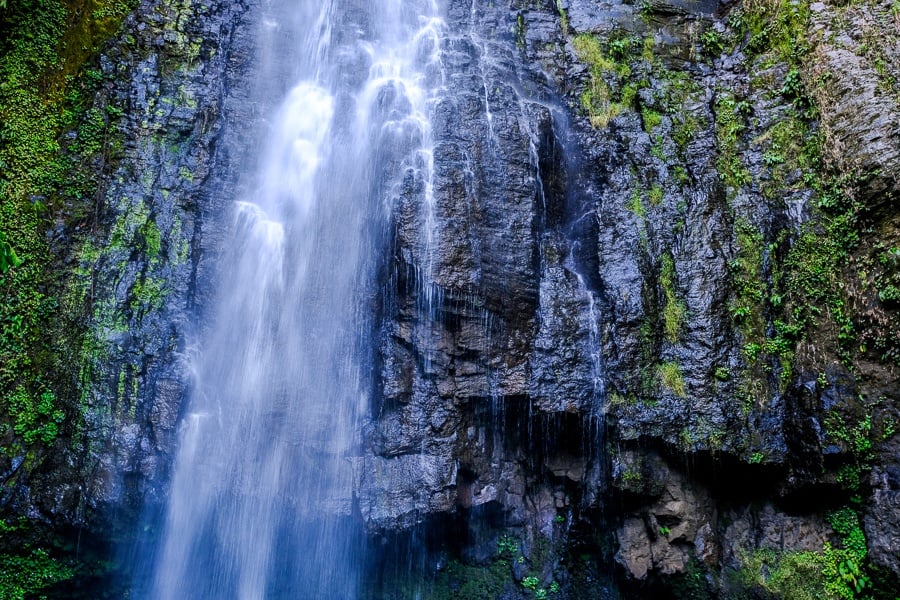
[738,548,826,600]
[660,253,685,343]
[555,0,569,35]
[108,198,153,251]
[427,559,511,600]
[130,276,166,314]
[738,540,869,600]
[737,503,873,600]
[671,113,698,154]
[714,93,751,190]
[516,13,527,50]
[641,107,662,131]
[734,0,811,65]
[178,166,194,182]
[573,34,615,75]
[779,174,862,363]
[627,188,646,219]
[572,33,638,128]
[66,198,168,422]
[412,535,529,600]
[671,165,691,186]
[620,82,637,107]
[759,113,818,201]
[650,134,666,161]
[730,219,765,313]
[658,361,686,397]
[142,219,162,259]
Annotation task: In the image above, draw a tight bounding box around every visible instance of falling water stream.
[143,1,444,597]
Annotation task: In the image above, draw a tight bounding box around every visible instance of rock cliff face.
[6,0,257,535]
[1,0,899,597]
[361,0,900,596]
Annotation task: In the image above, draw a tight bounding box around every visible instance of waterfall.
[141,1,444,597]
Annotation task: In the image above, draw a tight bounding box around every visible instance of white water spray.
[142,1,445,598]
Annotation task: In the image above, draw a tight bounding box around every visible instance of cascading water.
[140,1,444,597]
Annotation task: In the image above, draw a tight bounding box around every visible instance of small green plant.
[836,465,862,490]
[672,164,691,185]
[820,508,871,599]
[780,68,804,100]
[608,35,639,60]
[522,575,540,590]
[714,366,730,381]
[7,387,65,446]
[0,231,23,274]
[763,146,785,167]
[637,1,653,20]
[497,535,518,557]
[826,412,874,463]
[878,284,900,303]
[743,342,762,361]
[749,452,764,464]
[554,514,565,523]
[659,526,671,536]
[701,28,724,55]
[549,581,560,594]
[621,468,642,484]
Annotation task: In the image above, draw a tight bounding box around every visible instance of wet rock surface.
[3,0,258,535]
[3,0,899,596]
[360,0,900,594]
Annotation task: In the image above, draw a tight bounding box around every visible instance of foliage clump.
[572,33,638,128]
[0,547,75,600]
[0,0,135,458]
[737,506,873,600]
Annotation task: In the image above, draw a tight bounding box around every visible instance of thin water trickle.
[138,1,446,598]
